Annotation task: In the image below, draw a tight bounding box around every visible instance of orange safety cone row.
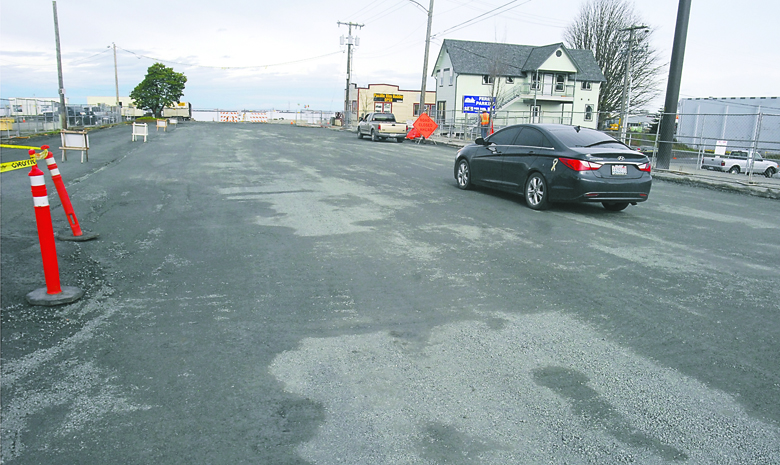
[25,164,84,306]
[35,145,98,241]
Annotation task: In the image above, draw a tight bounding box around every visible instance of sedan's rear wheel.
[524,172,549,210]
[602,202,629,211]
[456,159,471,190]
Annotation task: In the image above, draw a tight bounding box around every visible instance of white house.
[432,39,605,130]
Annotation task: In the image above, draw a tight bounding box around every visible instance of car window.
[515,128,553,148]
[487,126,522,145]
[549,126,622,148]
[374,114,395,122]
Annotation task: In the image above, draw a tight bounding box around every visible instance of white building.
[431,39,605,131]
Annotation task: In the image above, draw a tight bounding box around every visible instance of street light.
[618,25,648,143]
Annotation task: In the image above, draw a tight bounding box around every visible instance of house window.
[437,100,446,123]
[581,81,592,91]
[449,70,454,86]
[506,76,514,84]
[531,74,540,91]
[351,100,357,112]
[531,105,540,123]
[443,68,450,87]
[555,74,565,92]
[585,105,593,121]
[438,70,443,87]
[483,75,494,85]
[414,103,435,116]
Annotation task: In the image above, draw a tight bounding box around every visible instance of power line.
[432,0,534,38]
[115,46,343,70]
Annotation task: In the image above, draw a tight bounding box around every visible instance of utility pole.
[418,0,434,117]
[113,42,120,116]
[52,1,67,130]
[618,25,648,143]
[657,0,692,169]
[338,21,363,129]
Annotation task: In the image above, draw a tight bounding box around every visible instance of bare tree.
[564,0,663,128]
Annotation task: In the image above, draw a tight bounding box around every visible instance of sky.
[1,0,778,112]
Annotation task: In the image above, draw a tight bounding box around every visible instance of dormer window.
[581,81,592,91]
[482,75,494,85]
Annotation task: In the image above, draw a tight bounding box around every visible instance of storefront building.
[350,84,436,125]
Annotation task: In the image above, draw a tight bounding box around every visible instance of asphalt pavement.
[2,123,779,464]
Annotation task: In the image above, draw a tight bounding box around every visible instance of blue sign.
[463,95,494,113]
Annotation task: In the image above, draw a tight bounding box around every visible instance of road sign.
[413,113,438,139]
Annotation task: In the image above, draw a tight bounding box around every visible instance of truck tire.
[357,129,363,139]
[765,167,777,178]
[728,166,740,174]
[396,137,404,143]
[371,130,378,142]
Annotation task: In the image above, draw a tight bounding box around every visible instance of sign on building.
[463,96,494,113]
[374,93,404,103]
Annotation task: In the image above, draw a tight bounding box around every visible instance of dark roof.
[439,39,606,82]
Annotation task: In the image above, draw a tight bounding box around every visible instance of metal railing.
[1,98,123,139]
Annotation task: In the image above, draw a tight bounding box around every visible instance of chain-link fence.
[433,108,593,140]
[0,98,122,139]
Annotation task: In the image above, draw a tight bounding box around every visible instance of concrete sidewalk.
[425,135,780,200]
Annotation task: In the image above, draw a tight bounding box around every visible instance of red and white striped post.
[25,164,84,306]
[37,146,98,241]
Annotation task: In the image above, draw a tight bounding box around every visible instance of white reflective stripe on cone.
[33,196,50,207]
[30,175,46,186]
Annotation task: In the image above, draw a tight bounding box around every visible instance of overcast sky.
[1,0,777,112]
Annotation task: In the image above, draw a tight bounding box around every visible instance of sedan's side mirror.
[475,137,486,145]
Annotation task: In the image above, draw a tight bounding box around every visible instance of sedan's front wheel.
[456,159,471,190]
[525,172,549,210]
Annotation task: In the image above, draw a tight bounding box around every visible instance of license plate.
[611,165,627,175]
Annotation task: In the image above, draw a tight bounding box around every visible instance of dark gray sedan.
[454,124,652,211]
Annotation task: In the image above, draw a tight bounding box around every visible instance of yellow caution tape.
[0,144,41,150]
[1,156,38,173]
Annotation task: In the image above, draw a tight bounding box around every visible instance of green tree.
[130,63,187,118]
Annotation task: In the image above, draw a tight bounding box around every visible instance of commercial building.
[431,39,605,132]
[349,84,436,126]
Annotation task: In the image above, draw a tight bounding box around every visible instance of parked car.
[454,124,652,211]
[357,112,407,142]
[701,150,778,177]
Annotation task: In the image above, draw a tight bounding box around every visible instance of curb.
[651,171,780,200]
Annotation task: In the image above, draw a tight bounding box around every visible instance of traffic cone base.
[26,285,84,306]
[56,230,100,241]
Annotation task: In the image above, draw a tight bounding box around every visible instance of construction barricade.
[60,129,90,163]
[132,122,148,142]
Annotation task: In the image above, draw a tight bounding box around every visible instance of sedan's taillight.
[638,162,652,172]
[559,157,602,171]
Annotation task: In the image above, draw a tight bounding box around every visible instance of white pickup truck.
[701,150,779,177]
[357,113,407,143]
